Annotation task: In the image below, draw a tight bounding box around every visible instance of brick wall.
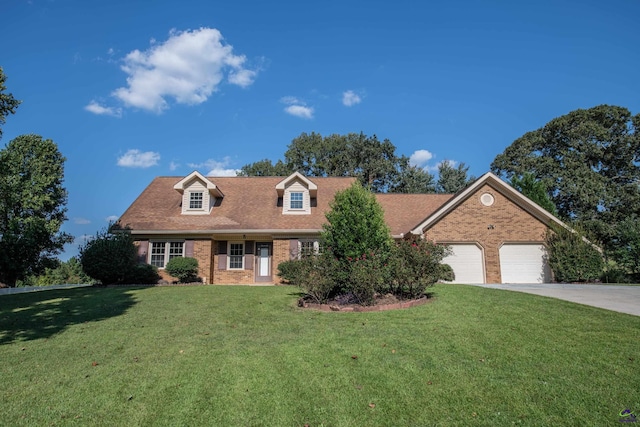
[424,183,548,283]
[193,240,211,284]
[273,238,294,283]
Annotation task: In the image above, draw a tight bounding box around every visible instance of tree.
[391,164,436,193]
[0,135,73,286]
[491,105,640,246]
[545,224,604,283]
[237,159,292,176]
[321,181,394,261]
[0,67,21,140]
[241,132,429,193]
[436,161,474,193]
[510,173,558,215]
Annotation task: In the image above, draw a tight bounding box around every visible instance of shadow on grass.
[0,286,138,345]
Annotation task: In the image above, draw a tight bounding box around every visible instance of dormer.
[173,171,224,215]
[276,172,317,215]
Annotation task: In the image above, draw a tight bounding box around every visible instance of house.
[117,170,564,285]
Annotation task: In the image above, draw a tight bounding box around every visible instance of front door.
[255,242,272,282]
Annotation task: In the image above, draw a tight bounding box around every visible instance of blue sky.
[2,0,639,260]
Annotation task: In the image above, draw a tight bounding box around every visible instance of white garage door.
[442,244,485,284]
[499,244,552,283]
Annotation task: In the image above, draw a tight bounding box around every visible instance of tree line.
[1,63,639,285]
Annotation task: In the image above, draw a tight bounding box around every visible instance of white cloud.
[85,101,122,117]
[281,96,314,119]
[409,149,434,167]
[111,27,258,113]
[105,215,119,223]
[188,157,238,176]
[117,149,160,168]
[74,217,91,225]
[437,159,458,168]
[169,161,180,171]
[342,90,361,106]
[284,104,314,119]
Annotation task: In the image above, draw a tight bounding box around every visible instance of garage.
[442,244,485,284]
[499,244,552,283]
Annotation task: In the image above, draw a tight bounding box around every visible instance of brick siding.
[424,184,548,283]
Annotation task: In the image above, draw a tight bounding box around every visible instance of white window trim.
[290,192,304,210]
[149,240,184,269]
[228,241,245,270]
[189,191,204,210]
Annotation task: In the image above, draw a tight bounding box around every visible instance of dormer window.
[276,172,317,215]
[189,192,203,210]
[290,192,303,209]
[173,171,224,215]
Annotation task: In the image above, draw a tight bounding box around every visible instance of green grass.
[1,284,639,426]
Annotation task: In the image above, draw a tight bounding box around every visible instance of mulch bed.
[298,293,433,312]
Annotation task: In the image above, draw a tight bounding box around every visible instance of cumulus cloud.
[169,161,180,171]
[85,101,122,117]
[105,215,120,223]
[409,149,434,167]
[342,90,361,106]
[74,217,91,225]
[188,157,238,176]
[281,96,314,119]
[117,149,160,168]
[109,27,258,113]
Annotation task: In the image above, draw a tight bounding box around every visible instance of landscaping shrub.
[278,255,338,304]
[347,252,388,305]
[79,227,160,285]
[546,224,604,282]
[124,263,161,285]
[438,263,455,282]
[387,237,450,298]
[165,257,199,283]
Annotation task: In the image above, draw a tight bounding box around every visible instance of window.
[298,240,321,258]
[189,192,203,209]
[150,241,184,268]
[290,192,303,209]
[229,242,244,269]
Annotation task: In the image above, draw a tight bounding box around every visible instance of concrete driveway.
[465,283,640,317]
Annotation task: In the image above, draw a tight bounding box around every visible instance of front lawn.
[1,284,638,426]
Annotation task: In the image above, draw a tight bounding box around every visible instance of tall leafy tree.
[510,173,557,215]
[237,159,292,176]
[436,161,474,193]
[491,105,640,247]
[0,134,73,286]
[240,131,440,193]
[391,164,436,193]
[0,67,21,140]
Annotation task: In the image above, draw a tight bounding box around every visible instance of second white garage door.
[499,244,552,283]
[442,244,485,284]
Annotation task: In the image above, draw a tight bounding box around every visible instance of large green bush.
[546,224,604,283]
[278,254,338,304]
[79,228,159,285]
[165,257,199,283]
[387,237,450,298]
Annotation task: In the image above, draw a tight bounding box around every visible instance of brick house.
[117,171,564,285]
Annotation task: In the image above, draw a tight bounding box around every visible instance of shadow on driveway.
[465,283,640,317]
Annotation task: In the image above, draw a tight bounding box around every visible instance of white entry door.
[255,242,272,282]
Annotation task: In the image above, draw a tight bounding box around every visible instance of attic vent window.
[480,193,495,206]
